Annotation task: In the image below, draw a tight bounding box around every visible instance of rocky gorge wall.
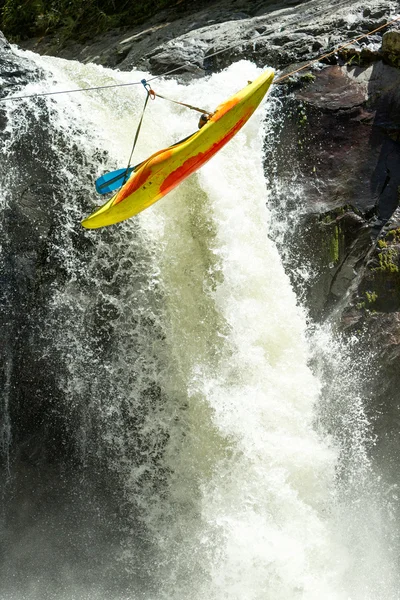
[3,0,400,524]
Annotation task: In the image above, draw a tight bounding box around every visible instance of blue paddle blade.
[95,167,135,195]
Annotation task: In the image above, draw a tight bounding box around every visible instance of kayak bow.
[82,68,275,229]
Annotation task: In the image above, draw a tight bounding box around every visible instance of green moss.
[300,72,316,83]
[386,53,400,68]
[346,53,361,66]
[329,224,340,264]
[356,291,378,313]
[385,228,400,243]
[319,214,346,267]
[365,290,378,304]
[373,248,399,273]
[378,239,388,249]
[298,107,308,127]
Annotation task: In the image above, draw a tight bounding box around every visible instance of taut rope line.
[0,64,186,102]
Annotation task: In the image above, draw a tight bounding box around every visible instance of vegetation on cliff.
[0,0,189,42]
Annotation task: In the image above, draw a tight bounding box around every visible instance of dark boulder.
[382,28,400,67]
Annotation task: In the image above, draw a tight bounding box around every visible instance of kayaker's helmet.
[198,114,209,129]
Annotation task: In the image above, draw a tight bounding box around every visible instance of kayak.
[82,68,275,229]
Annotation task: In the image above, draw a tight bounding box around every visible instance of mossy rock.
[358,238,400,312]
[382,30,400,68]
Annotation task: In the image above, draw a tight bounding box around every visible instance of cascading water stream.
[0,49,399,599]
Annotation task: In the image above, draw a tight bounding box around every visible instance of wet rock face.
[341,209,400,325]
[266,58,400,321]
[0,45,52,462]
[0,41,97,470]
[276,61,400,218]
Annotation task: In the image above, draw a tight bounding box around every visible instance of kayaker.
[198,113,209,129]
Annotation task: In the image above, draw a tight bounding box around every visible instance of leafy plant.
[0,0,179,42]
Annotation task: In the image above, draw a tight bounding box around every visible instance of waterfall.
[0,50,398,599]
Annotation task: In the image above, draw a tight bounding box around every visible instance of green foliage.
[300,72,316,83]
[356,291,378,312]
[0,0,175,42]
[373,248,399,274]
[2,0,44,38]
[385,227,400,243]
[330,224,340,264]
[299,114,307,125]
[346,52,361,67]
[298,107,307,126]
[365,290,378,304]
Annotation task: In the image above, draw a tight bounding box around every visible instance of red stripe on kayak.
[112,166,152,206]
[159,109,252,195]
[113,149,173,206]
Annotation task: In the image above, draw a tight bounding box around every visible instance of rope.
[152,91,213,116]
[0,78,144,102]
[121,80,153,185]
[0,64,186,103]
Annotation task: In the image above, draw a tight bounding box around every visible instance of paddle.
[95,167,135,195]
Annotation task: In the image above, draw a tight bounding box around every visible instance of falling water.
[0,51,398,599]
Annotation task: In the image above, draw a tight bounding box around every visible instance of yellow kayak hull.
[82,69,275,229]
